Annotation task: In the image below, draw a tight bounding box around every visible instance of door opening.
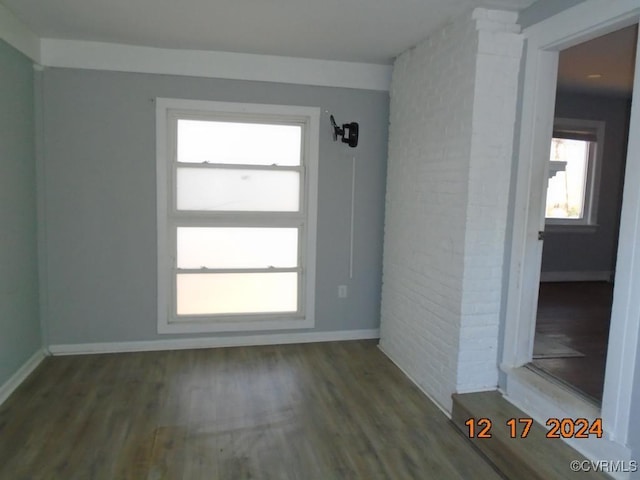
[530,25,637,404]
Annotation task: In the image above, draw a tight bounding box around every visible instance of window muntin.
[157,99,319,333]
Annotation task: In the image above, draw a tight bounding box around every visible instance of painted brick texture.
[380,8,523,411]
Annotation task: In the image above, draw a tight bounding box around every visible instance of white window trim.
[545,117,605,229]
[156,98,320,334]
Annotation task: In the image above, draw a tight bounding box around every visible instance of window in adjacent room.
[156,99,320,333]
[545,118,605,228]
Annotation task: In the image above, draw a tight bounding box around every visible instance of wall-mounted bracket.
[330,114,358,148]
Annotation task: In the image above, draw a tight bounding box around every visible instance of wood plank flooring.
[533,281,612,403]
[0,340,502,480]
[452,392,609,480]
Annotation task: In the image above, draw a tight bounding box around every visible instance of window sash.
[176,118,302,166]
[168,112,307,212]
[545,139,596,225]
[546,138,590,220]
[166,111,309,322]
[174,271,302,317]
[174,167,302,212]
[170,223,306,277]
[544,118,604,227]
[170,232,307,319]
[176,226,300,270]
[157,98,319,333]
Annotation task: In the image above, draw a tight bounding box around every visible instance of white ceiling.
[0,0,534,64]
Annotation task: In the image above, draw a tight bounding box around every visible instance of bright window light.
[176,272,298,315]
[177,227,298,269]
[176,168,300,211]
[177,120,302,166]
[156,99,319,332]
[546,138,590,220]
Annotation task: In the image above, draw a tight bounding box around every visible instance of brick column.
[380,8,523,411]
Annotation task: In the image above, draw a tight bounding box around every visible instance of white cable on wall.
[349,156,356,279]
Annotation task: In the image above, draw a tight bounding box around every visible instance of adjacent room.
[532,24,637,404]
[2,0,640,478]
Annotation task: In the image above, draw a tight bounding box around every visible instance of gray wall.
[541,92,632,275]
[39,68,388,345]
[0,40,41,385]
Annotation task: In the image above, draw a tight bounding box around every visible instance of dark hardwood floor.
[533,281,613,403]
[0,341,502,480]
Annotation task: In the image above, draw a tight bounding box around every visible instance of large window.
[156,99,319,333]
[545,118,605,228]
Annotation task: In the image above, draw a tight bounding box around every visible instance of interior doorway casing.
[502,0,640,463]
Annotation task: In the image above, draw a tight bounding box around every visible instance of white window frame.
[156,98,319,334]
[545,117,605,231]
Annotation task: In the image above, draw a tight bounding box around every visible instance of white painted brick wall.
[458,24,523,393]
[380,8,523,412]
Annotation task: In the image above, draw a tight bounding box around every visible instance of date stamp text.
[464,417,603,439]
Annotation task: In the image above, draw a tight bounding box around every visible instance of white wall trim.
[604,14,640,448]
[39,39,392,91]
[0,3,40,62]
[0,349,47,406]
[539,270,613,282]
[48,329,380,356]
[524,0,640,51]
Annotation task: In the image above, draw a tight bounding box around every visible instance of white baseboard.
[377,344,452,419]
[539,270,613,282]
[0,348,47,407]
[48,328,380,356]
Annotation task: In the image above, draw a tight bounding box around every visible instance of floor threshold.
[451,391,611,480]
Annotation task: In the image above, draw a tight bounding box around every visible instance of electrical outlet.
[338,285,348,298]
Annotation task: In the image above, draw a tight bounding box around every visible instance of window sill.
[158,317,314,334]
[544,223,598,234]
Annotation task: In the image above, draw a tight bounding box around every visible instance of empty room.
[2,0,640,478]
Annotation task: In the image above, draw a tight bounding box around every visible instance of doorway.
[530,25,637,404]
[502,1,640,458]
